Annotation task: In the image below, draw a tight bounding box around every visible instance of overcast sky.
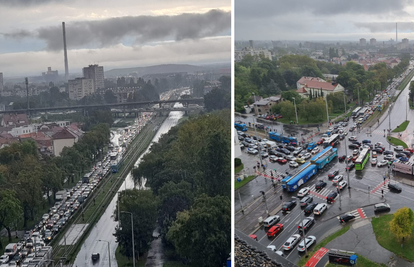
[0,0,230,77]
[236,0,414,42]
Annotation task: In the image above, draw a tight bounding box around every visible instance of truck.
[29,246,53,267]
[55,190,67,201]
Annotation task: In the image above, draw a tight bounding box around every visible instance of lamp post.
[98,239,111,267]
[345,137,350,189]
[252,92,263,169]
[292,97,299,124]
[343,93,347,114]
[121,211,136,267]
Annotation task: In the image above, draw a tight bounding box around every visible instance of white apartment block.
[8,125,36,137]
[235,47,272,62]
[68,78,95,100]
[83,64,104,90]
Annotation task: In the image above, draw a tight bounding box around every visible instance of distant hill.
[105,63,230,78]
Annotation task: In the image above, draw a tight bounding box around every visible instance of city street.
[235,74,414,265]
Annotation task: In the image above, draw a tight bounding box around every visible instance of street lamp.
[292,97,299,124]
[121,211,136,267]
[345,137,350,189]
[98,239,111,267]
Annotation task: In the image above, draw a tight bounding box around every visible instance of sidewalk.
[324,219,413,267]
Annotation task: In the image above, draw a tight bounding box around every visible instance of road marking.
[357,208,366,219]
[305,247,329,267]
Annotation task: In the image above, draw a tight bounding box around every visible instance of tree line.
[0,122,110,248]
[115,110,231,266]
[235,53,410,114]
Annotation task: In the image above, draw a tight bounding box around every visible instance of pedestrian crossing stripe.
[254,170,287,182]
[336,208,366,221]
[308,184,334,200]
[370,179,398,197]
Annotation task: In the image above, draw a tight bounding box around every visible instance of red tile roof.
[297,76,325,85]
[304,81,338,91]
[296,87,308,93]
[52,128,76,140]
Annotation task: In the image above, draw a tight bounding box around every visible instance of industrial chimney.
[62,22,69,81]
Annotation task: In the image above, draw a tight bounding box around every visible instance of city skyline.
[0,0,231,76]
[235,0,414,43]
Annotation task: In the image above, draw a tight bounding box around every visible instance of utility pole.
[343,93,347,114]
[325,97,330,126]
[260,191,269,216]
[345,137,350,189]
[252,92,263,169]
[238,190,244,213]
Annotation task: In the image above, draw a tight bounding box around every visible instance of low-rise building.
[253,96,282,115]
[296,79,344,99]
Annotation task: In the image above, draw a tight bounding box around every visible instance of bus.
[282,163,318,192]
[358,107,368,117]
[82,172,92,183]
[111,156,123,173]
[109,152,118,161]
[323,134,339,148]
[351,107,361,118]
[355,148,370,170]
[235,122,248,132]
[310,146,338,169]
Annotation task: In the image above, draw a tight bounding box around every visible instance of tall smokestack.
[62,22,69,81]
[25,77,29,111]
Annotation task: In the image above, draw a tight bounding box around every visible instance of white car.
[348,136,357,141]
[286,155,297,161]
[297,236,317,252]
[297,187,310,198]
[332,175,343,185]
[0,255,9,264]
[313,203,328,215]
[302,153,312,160]
[377,160,389,167]
[282,234,301,251]
[311,147,320,154]
[289,161,299,168]
[394,145,404,152]
[247,149,258,155]
[269,155,278,162]
[338,181,347,190]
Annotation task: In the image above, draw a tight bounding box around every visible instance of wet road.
[73,109,184,267]
[235,74,414,264]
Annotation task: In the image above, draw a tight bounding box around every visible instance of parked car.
[394,145,404,152]
[302,153,312,160]
[371,158,377,166]
[384,155,394,161]
[289,161,299,168]
[338,181,348,190]
[263,215,281,228]
[338,155,346,161]
[298,217,315,233]
[372,151,377,158]
[311,147,320,154]
[348,136,357,141]
[345,162,355,171]
[348,144,359,149]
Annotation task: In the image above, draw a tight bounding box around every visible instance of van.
[4,243,17,257]
[263,215,280,228]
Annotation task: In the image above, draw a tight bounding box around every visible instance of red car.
[276,114,283,119]
[249,234,258,241]
[267,224,284,237]
[316,139,325,145]
[277,158,287,164]
[405,148,414,153]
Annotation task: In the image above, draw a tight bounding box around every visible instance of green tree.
[390,207,414,242]
[104,90,117,104]
[0,190,22,243]
[204,88,231,111]
[279,100,295,120]
[114,189,159,259]
[167,194,231,267]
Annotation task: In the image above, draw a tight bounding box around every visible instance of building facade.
[68,78,94,100]
[235,47,272,62]
[83,64,104,91]
[370,38,376,46]
[359,38,366,46]
[253,96,281,115]
[0,72,3,91]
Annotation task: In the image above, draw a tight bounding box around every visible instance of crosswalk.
[370,179,393,198]
[337,208,367,221]
[308,184,335,200]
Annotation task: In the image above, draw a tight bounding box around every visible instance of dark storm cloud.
[355,22,414,33]
[3,9,230,50]
[236,0,413,19]
[0,0,62,6]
